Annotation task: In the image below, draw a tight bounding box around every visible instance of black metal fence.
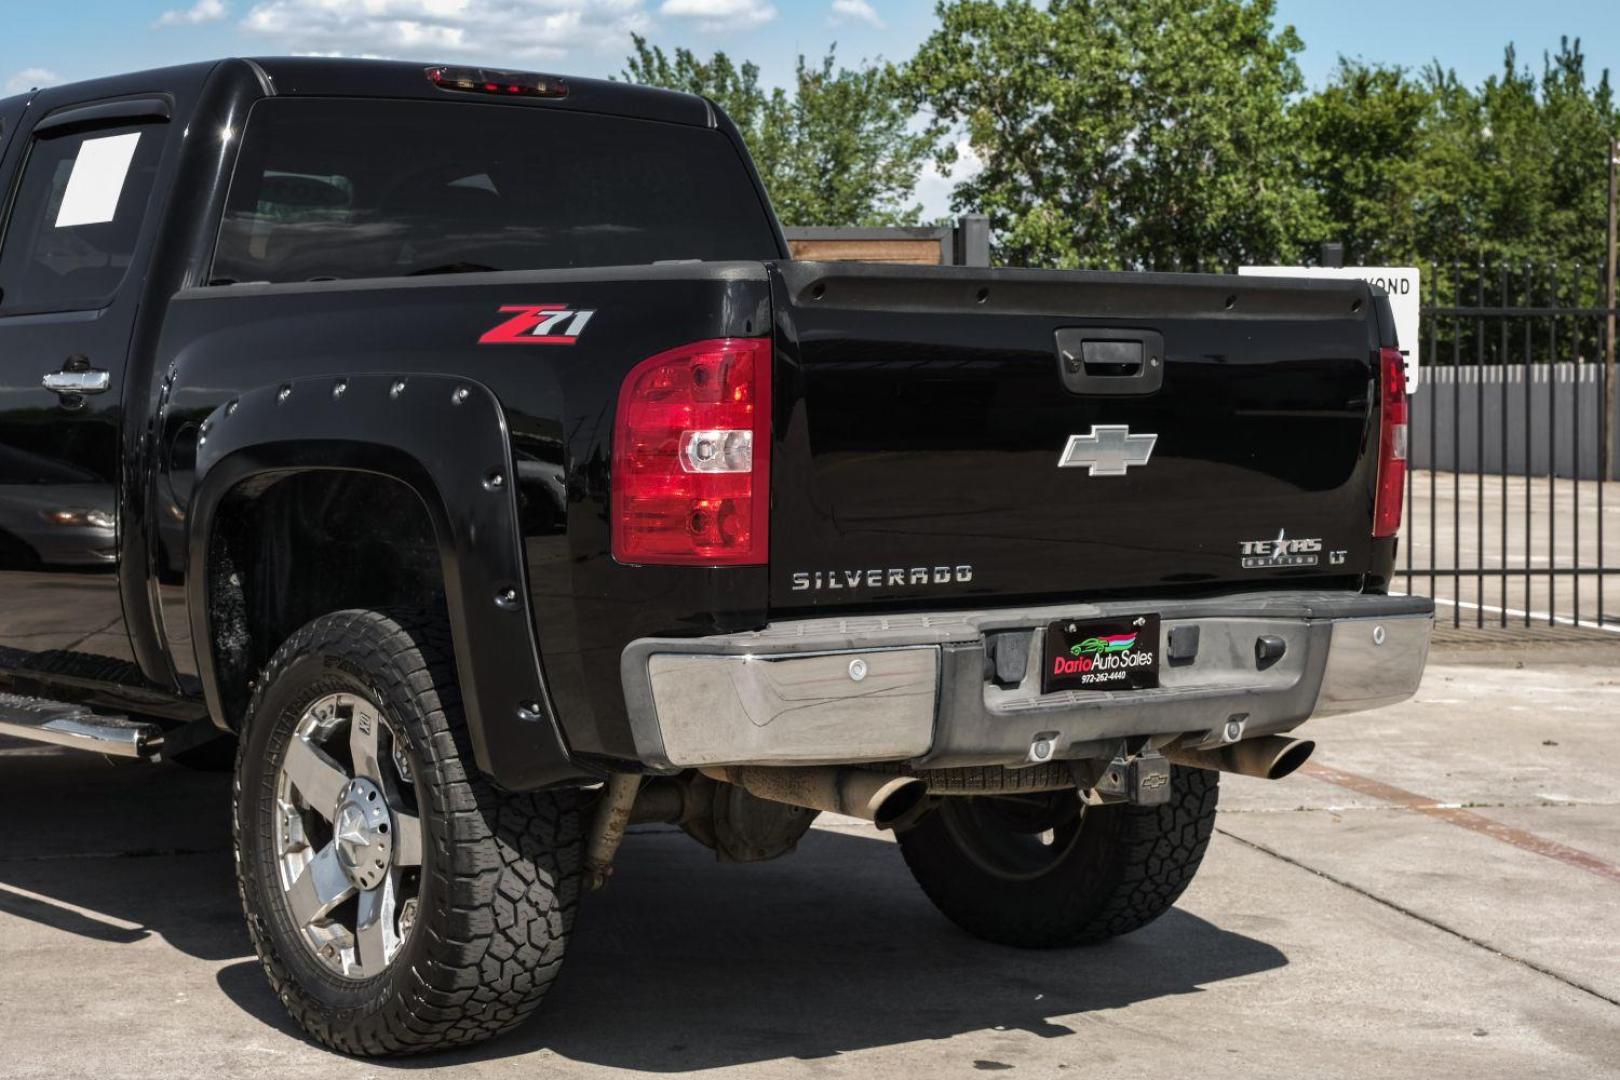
[1398,262,1617,630]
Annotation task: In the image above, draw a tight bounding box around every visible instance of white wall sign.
[54,132,141,229]
[1239,265,1421,391]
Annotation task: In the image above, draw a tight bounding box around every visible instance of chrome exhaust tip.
[1164,735,1316,780]
[699,766,929,830]
[1260,737,1316,780]
[867,775,931,830]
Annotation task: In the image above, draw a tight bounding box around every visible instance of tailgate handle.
[1055,328,1165,396]
[1081,340,1143,375]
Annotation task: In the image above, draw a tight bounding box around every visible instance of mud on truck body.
[0,58,1431,1055]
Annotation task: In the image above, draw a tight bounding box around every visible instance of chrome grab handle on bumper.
[43,369,111,394]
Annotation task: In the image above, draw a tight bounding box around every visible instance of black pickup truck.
[0,57,1432,1056]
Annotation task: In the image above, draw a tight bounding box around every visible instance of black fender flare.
[188,372,588,790]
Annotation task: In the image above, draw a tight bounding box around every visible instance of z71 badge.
[479,304,595,345]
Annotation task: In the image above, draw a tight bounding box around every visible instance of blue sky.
[3,0,1617,215]
[5,0,1617,93]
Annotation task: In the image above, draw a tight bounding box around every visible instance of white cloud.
[239,0,651,60]
[659,0,775,33]
[4,67,58,95]
[828,0,881,29]
[914,137,983,222]
[158,0,227,26]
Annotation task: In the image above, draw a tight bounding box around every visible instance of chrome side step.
[0,692,162,759]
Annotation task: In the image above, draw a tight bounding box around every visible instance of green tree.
[1294,60,1437,265]
[1301,40,1618,277]
[623,35,936,227]
[1471,40,1617,270]
[901,0,1320,269]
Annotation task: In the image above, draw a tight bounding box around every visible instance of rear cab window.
[0,118,165,314]
[211,98,781,284]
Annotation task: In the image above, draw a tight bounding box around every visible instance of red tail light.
[612,338,771,565]
[1373,346,1408,539]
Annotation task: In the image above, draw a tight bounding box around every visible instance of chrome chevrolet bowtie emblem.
[1057,425,1157,476]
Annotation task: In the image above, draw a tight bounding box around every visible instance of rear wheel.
[896,766,1218,947]
[234,609,581,1055]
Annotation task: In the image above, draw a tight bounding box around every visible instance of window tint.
[0,121,164,313]
[212,98,780,284]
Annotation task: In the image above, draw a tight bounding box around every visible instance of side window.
[0,120,164,314]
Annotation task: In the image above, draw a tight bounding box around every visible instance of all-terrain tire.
[233,609,581,1056]
[896,766,1218,947]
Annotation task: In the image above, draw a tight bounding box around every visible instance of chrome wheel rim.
[273,692,423,981]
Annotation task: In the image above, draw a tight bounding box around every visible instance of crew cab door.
[0,93,171,674]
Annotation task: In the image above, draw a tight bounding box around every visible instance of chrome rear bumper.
[620,592,1433,772]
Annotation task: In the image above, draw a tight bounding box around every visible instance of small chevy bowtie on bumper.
[619,592,1434,772]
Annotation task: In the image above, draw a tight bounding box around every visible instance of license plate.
[1042,614,1161,693]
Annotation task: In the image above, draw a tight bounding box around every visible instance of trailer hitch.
[1072,745,1172,807]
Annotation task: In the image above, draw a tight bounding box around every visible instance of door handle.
[42,369,111,395]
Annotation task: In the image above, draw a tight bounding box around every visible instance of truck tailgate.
[767,262,1385,614]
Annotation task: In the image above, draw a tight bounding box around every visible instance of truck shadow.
[223,827,1288,1070]
[0,742,244,962]
[513,831,1283,1072]
[231,829,1289,1075]
[0,745,1287,1070]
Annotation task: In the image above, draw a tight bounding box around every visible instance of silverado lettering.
[790,566,975,590]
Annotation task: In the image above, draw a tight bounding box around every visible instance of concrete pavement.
[1,648,1617,1079]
